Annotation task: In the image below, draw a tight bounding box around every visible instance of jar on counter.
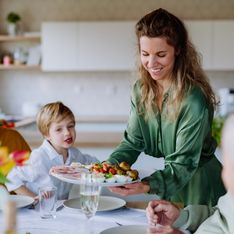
[13,48,28,65]
[3,54,12,66]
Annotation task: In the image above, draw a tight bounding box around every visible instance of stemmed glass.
[80,172,101,220]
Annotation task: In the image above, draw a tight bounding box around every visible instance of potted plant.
[6,12,21,36]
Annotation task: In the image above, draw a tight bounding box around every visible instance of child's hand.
[33,195,39,207]
[49,166,59,174]
[40,191,53,199]
[50,165,74,174]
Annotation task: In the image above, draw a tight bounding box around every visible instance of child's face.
[45,116,76,154]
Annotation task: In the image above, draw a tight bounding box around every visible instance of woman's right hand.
[146,200,180,226]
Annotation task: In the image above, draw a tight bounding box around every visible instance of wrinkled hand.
[108,182,150,196]
[146,200,180,226]
[147,225,183,234]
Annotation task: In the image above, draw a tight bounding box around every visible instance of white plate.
[18,227,65,234]
[63,196,126,212]
[51,171,139,187]
[100,225,148,234]
[0,195,34,209]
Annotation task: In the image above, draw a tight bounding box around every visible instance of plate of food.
[51,161,140,187]
[64,196,126,212]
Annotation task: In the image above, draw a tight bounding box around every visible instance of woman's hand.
[146,200,180,226]
[108,181,150,195]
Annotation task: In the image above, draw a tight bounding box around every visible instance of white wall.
[1,70,234,116]
[0,71,134,116]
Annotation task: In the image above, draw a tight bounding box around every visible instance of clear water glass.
[39,186,57,219]
[80,173,101,220]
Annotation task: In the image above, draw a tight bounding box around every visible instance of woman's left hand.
[108,181,150,196]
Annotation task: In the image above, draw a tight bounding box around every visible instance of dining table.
[0,198,148,234]
[0,198,191,234]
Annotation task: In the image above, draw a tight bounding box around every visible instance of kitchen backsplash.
[0,71,134,116]
[0,70,234,116]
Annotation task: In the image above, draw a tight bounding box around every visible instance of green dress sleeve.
[143,89,213,199]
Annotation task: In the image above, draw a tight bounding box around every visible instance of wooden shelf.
[0,34,41,42]
[0,33,41,70]
[0,64,41,70]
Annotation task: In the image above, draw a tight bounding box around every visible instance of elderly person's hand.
[146,200,180,226]
[147,225,183,234]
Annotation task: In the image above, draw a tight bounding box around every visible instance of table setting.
[0,164,191,234]
[0,196,191,234]
[0,193,149,234]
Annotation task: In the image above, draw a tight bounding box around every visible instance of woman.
[107,8,225,207]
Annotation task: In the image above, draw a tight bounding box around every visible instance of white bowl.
[105,176,116,183]
[115,175,128,183]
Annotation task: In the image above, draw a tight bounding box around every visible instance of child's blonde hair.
[36,101,75,136]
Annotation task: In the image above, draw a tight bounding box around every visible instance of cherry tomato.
[102,163,110,172]
[92,168,101,173]
[109,168,117,175]
[99,168,105,173]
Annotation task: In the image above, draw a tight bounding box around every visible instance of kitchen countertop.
[14,115,128,127]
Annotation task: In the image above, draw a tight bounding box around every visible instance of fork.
[115,222,123,226]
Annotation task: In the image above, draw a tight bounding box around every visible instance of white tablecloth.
[0,201,191,234]
[0,203,148,234]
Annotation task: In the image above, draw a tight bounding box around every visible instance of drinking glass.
[80,173,101,220]
[39,186,57,219]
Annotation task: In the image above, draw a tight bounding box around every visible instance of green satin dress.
[107,81,226,207]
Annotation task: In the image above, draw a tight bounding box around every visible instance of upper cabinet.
[185,21,213,70]
[213,21,234,70]
[185,20,234,71]
[41,20,234,71]
[42,21,136,71]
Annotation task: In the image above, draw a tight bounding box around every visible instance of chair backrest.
[0,127,31,153]
[0,127,31,191]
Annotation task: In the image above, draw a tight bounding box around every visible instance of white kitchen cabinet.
[185,20,234,71]
[42,21,136,71]
[42,20,234,71]
[213,21,234,70]
[185,21,213,70]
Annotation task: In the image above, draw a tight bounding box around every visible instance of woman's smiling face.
[140,36,176,86]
